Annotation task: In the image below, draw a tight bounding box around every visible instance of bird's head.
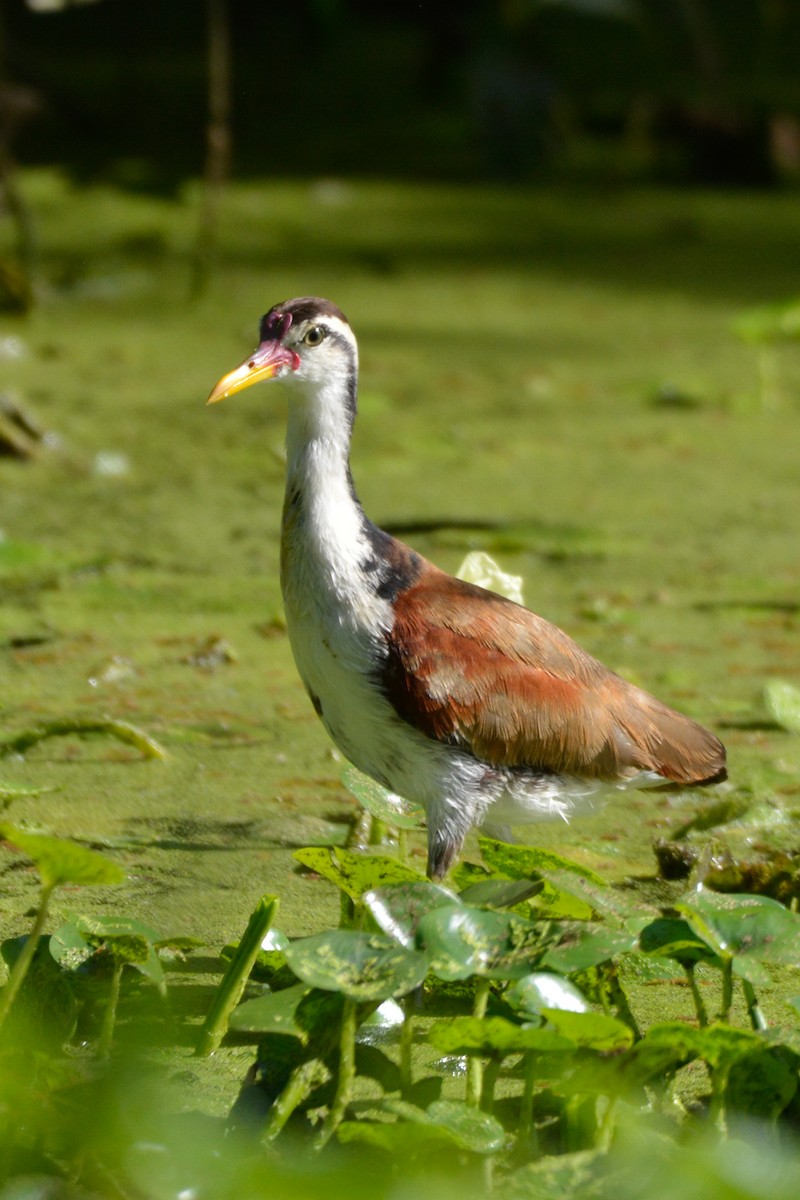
[206,296,356,405]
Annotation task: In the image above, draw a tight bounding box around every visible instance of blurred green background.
[7,0,800,188]
[1,1,800,1195]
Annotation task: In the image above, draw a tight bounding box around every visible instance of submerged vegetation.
[1,172,800,1193]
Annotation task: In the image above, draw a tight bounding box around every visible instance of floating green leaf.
[559,1022,712,1098]
[457,550,525,603]
[363,881,461,948]
[726,1046,798,1119]
[457,878,542,909]
[50,914,166,989]
[734,300,800,345]
[342,767,424,830]
[478,837,604,884]
[339,1097,505,1155]
[230,981,316,1040]
[540,1009,635,1053]
[425,1099,507,1153]
[454,860,592,918]
[0,783,54,802]
[0,824,125,889]
[543,924,637,973]
[416,904,546,981]
[284,931,429,1001]
[0,936,78,1044]
[538,868,643,923]
[103,934,150,967]
[677,890,800,975]
[763,680,800,733]
[526,879,596,920]
[506,972,590,1018]
[293,846,424,900]
[0,718,167,761]
[429,1015,572,1056]
[638,916,718,966]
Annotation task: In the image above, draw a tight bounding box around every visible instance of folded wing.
[382,561,726,785]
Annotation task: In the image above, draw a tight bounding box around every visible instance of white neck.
[281,375,371,608]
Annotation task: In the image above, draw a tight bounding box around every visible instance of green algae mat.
[1,173,800,1195]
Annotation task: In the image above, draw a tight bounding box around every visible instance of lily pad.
[339,1097,505,1155]
[50,914,166,989]
[457,878,543,909]
[537,868,643,923]
[763,680,800,733]
[477,837,604,884]
[0,823,125,889]
[426,1098,506,1153]
[0,783,54,802]
[726,1046,798,1119]
[364,881,461,948]
[542,924,638,973]
[293,846,424,901]
[0,936,78,1044]
[103,934,150,966]
[453,861,591,918]
[677,889,800,974]
[342,767,425,830]
[230,981,316,1040]
[541,1009,635,1052]
[284,930,429,1001]
[457,550,524,604]
[637,916,719,966]
[506,972,590,1018]
[429,1015,573,1056]
[416,904,546,981]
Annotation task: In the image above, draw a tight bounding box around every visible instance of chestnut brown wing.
[382,563,726,785]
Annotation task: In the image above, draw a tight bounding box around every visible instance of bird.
[206,296,727,880]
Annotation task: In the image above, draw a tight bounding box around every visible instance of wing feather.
[382,561,725,785]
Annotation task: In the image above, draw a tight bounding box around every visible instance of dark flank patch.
[360,522,422,602]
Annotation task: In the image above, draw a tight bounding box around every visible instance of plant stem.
[263,1058,331,1143]
[466,977,491,1106]
[195,894,278,1056]
[684,963,709,1027]
[597,1095,618,1153]
[480,1054,503,1113]
[709,1060,730,1135]
[515,1052,539,1161]
[400,993,414,1098]
[346,806,372,850]
[368,816,388,846]
[397,827,408,864]
[741,978,767,1031]
[0,718,166,761]
[717,959,733,1024]
[98,960,124,1058]
[0,881,54,1034]
[314,996,357,1149]
[339,890,356,929]
[609,970,640,1038]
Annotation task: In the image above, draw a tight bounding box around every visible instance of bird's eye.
[303,325,326,347]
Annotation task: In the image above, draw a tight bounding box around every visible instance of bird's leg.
[427,828,463,881]
[426,801,473,881]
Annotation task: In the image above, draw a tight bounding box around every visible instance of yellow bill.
[206,339,300,404]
